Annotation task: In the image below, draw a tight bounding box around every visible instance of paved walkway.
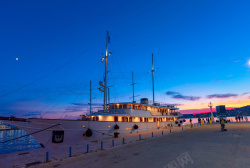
[0,124,198,168]
[37,123,250,168]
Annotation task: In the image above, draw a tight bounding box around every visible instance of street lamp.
[208,102,214,123]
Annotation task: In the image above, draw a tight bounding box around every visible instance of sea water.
[0,129,41,155]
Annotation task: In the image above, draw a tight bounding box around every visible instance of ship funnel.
[140,98,148,104]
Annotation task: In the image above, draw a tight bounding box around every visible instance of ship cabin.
[83,98,180,122]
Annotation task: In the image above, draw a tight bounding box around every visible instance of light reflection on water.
[0,129,41,155]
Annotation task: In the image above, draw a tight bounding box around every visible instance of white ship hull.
[2,119,178,148]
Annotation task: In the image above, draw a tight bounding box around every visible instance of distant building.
[216,105,226,114]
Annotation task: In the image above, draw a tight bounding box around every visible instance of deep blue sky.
[1,0,250,118]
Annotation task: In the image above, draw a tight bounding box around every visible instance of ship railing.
[91,109,127,115]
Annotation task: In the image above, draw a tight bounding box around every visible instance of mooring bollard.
[112,140,114,147]
[162,131,163,135]
[46,152,49,162]
[170,129,171,133]
[123,138,125,144]
[152,132,153,137]
[69,147,72,157]
[87,144,89,153]
[139,134,141,140]
[101,141,103,149]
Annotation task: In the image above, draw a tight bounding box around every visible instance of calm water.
[0,128,41,155]
[0,116,248,155]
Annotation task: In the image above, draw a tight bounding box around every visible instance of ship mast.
[150,53,157,104]
[89,80,92,114]
[131,72,135,102]
[99,31,111,112]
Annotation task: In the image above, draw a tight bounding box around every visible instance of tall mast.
[99,31,111,112]
[104,31,108,111]
[150,53,156,104]
[132,72,135,102]
[89,80,92,114]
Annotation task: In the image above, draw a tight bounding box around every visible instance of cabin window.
[129,105,131,109]
[119,105,122,109]
[129,117,132,122]
[96,117,99,121]
[153,118,156,122]
[114,116,118,122]
[123,104,127,109]
[144,118,148,122]
[115,105,118,109]
[140,117,143,122]
[122,117,128,122]
[157,118,159,122]
[93,117,95,121]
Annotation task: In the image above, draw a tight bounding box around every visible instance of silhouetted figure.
[220,118,227,131]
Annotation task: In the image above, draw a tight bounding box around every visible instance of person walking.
[245,116,248,122]
[235,116,238,122]
[220,118,226,131]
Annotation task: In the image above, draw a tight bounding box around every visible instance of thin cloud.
[162,103,184,106]
[212,77,222,82]
[233,60,241,63]
[166,91,201,101]
[166,91,180,95]
[206,93,238,99]
[71,103,100,106]
[241,92,250,96]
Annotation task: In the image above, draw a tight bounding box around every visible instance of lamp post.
[208,102,214,123]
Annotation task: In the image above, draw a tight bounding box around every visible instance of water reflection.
[0,129,41,155]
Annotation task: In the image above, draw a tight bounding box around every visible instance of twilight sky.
[1,0,250,119]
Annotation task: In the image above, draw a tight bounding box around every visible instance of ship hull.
[2,119,177,148]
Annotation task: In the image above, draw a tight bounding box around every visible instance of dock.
[1,123,250,168]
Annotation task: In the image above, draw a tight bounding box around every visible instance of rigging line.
[58,72,100,119]
[0,123,61,144]
[0,37,102,98]
[41,61,102,118]
[58,82,89,119]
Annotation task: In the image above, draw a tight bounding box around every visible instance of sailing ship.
[1,31,182,148]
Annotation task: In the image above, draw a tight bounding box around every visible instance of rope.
[0,123,62,144]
